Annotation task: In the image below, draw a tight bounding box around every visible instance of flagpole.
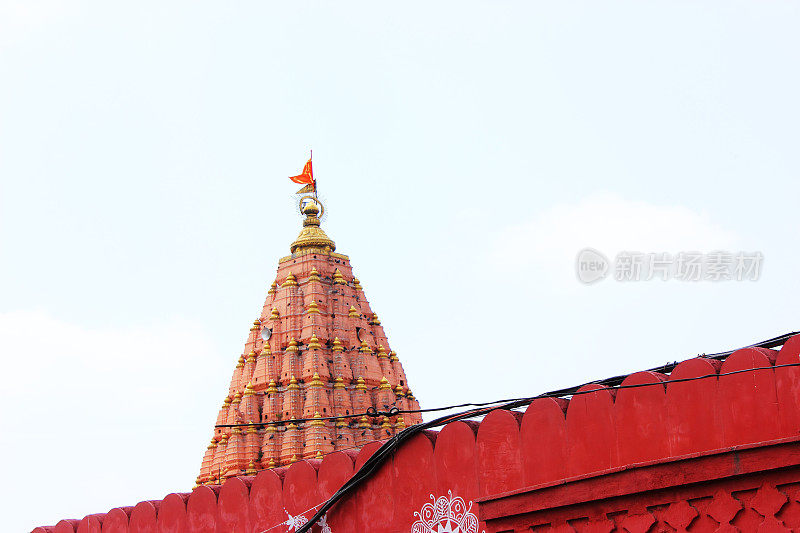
[311,149,317,200]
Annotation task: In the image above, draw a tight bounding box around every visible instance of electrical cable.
[294,330,800,532]
[217,331,800,430]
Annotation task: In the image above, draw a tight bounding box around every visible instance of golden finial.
[359,340,372,354]
[333,268,346,285]
[358,416,370,428]
[355,377,367,391]
[219,434,229,444]
[287,422,298,430]
[290,198,336,254]
[381,417,391,429]
[250,319,261,331]
[207,439,217,450]
[389,350,399,362]
[395,416,406,429]
[269,307,280,320]
[370,313,381,326]
[334,376,345,389]
[290,454,298,464]
[222,396,232,407]
[308,333,322,350]
[266,380,278,394]
[288,376,299,390]
[246,350,256,363]
[303,200,320,216]
[247,421,258,434]
[407,390,416,401]
[307,300,320,314]
[268,458,276,468]
[394,385,405,397]
[246,460,257,475]
[285,338,299,353]
[310,412,324,426]
[377,345,388,359]
[336,418,349,428]
[268,281,278,294]
[348,305,360,318]
[282,273,298,287]
[265,424,276,434]
[232,391,242,402]
[308,267,321,283]
[261,342,271,356]
[244,382,255,396]
[236,355,245,368]
[353,277,362,290]
[309,372,324,387]
[332,337,344,352]
[379,377,391,390]
[315,450,323,458]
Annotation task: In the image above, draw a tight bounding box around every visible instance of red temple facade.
[33,200,800,533]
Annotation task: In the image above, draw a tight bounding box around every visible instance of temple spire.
[196,193,422,482]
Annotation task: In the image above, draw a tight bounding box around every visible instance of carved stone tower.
[197,199,422,484]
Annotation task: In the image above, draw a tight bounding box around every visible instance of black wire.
[215,398,509,429]
[228,331,800,431]
[294,330,800,532]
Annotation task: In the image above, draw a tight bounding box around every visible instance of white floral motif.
[283,510,309,531]
[318,515,332,533]
[279,509,331,533]
[411,491,483,533]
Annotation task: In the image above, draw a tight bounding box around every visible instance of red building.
[34,199,800,532]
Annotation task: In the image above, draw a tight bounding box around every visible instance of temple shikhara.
[197,198,422,483]
[32,172,800,532]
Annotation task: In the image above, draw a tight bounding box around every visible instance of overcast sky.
[2,1,799,530]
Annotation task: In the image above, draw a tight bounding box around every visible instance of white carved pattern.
[318,514,332,533]
[411,491,483,533]
[281,509,331,532]
[283,510,309,531]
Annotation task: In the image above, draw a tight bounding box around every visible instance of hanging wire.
[217,335,800,431]
[293,330,800,532]
[216,362,800,430]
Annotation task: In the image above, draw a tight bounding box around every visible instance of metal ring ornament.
[298,195,324,218]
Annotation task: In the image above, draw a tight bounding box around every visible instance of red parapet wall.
[481,437,800,532]
[34,337,800,532]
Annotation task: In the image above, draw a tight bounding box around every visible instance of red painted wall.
[33,338,800,532]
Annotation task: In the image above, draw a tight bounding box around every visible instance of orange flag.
[289,159,314,185]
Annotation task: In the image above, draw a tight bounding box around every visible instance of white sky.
[1,2,799,530]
